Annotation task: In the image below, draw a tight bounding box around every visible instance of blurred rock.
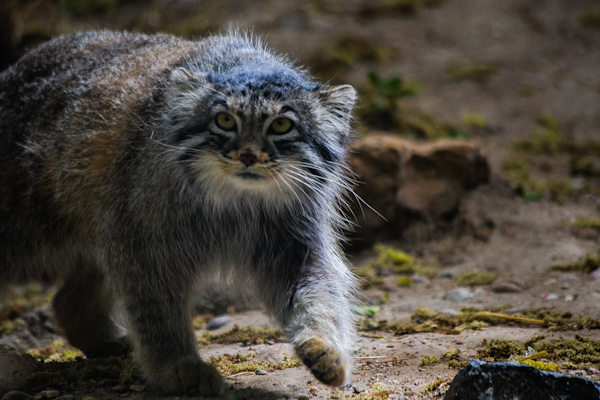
[491,278,525,293]
[1,392,31,400]
[349,135,490,245]
[0,345,39,397]
[443,287,474,302]
[205,315,233,331]
[444,360,600,400]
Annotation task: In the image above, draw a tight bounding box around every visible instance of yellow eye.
[270,117,293,134]
[215,112,236,131]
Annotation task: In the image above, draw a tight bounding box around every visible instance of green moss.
[207,352,302,376]
[513,115,563,155]
[448,360,469,369]
[0,318,25,336]
[354,265,385,288]
[419,354,440,366]
[26,355,137,393]
[397,276,413,287]
[477,339,525,361]
[550,256,600,274]
[572,218,600,230]
[423,377,449,393]
[476,335,600,371]
[441,347,461,361]
[462,113,489,129]
[447,62,497,83]
[519,359,560,371]
[197,325,282,346]
[456,271,497,286]
[372,245,415,274]
[27,339,83,362]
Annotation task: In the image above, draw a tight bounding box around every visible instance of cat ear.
[319,85,356,117]
[169,67,209,92]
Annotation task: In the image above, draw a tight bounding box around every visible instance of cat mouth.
[234,170,266,181]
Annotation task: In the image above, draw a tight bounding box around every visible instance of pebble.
[565,294,575,302]
[111,385,127,394]
[353,384,366,393]
[1,391,31,400]
[255,369,267,375]
[588,367,600,375]
[491,278,524,293]
[35,391,59,399]
[129,385,144,392]
[543,293,559,301]
[443,287,474,302]
[205,315,233,331]
[411,274,430,285]
[590,269,600,281]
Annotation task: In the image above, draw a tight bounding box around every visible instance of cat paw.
[155,356,223,396]
[296,338,349,387]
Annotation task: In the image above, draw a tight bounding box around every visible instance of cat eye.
[215,112,237,131]
[270,117,294,134]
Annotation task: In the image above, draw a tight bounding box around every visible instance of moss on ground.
[456,271,498,286]
[356,245,437,289]
[207,352,302,376]
[197,325,282,346]
[358,306,600,335]
[502,115,600,202]
[26,355,137,394]
[477,334,600,372]
[550,256,600,274]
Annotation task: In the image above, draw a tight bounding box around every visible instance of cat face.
[165,66,355,202]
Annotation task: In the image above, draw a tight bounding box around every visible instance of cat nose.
[239,152,257,167]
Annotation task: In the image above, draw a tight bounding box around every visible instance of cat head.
[163,36,356,205]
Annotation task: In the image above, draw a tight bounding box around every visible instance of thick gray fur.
[0,31,358,395]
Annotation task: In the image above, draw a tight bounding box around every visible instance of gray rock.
[205,315,233,331]
[443,287,474,301]
[1,391,31,400]
[255,369,267,375]
[0,346,39,397]
[444,360,600,400]
[491,278,524,293]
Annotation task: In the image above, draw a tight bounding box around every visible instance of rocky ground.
[2,0,600,399]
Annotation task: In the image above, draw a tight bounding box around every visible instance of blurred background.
[2,0,600,250]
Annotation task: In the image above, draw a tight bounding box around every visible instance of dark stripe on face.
[171,118,211,144]
[306,136,336,163]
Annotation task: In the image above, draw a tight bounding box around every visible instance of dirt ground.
[2,0,600,399]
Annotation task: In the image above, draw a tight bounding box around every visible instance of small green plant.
[358,71,419,130]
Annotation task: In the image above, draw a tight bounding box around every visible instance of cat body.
[0,31,357,395]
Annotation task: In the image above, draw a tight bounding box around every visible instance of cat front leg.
[266,252,358,387]
[108,259,222,396]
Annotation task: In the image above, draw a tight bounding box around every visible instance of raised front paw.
[153,356,223,396]
[296,338,350,387]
